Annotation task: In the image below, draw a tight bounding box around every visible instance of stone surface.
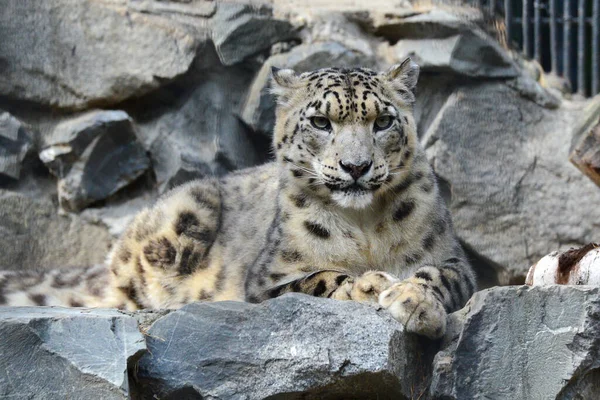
[81,191,156,238]
[136,294,436,399]
[430,285,600,400]
[242,41,375,136]
[388,29,518,78]
[364,7,480,41]
[40,110,150,211]
[212,3,299,66]
[0,307,146,399]
[0,190,111,271]
[0,0,199,109]
[0,111,32,180]
[423,83,600,285]
[138,68,268,193]
[128,0,217,18]
[506,72,562,109]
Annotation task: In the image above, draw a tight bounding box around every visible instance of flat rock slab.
[136,294,433,399]
[0,307,146,399]
[431,285,600,399]
[390,29,517,78]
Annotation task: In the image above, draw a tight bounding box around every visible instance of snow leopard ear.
[270,67,301,105]
[383,58,420,103]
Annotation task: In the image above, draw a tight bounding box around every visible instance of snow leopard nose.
[339,160,373,180]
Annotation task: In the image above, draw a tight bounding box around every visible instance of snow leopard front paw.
[379,280,446,339]
[331,271,398,304]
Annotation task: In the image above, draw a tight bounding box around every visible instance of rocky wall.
[1,0,598,284]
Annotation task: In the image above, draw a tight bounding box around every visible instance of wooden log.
[569,95,600,187]
[570,122,600,187]
[526,243,600,285]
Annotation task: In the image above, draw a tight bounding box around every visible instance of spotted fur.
[0,59,476,338]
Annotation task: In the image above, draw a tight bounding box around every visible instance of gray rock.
[40,110,150,211]
[423,82,600,284]
[430,285,600,400]
[242,41,375,136]
[0,112,32,180]
[212,3,298,66]
[139,69,267,193]
[0,190,112,271]
[506,73,561,109]
[81,192,156,238]
[135,294,436,399]
[0,307,146,399]
[0,0,198,109]
[128,0,216,18]
[365,8,480,41]
[389,29,518,78]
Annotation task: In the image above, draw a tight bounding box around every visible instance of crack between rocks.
[21,67,87,100]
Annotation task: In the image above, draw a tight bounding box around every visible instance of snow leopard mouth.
[326,182,374,193]
[330,183,375,209]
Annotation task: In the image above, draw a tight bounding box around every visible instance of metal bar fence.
[593,0,599,95]
[577,0,586,96]
[434,0,599,97]
[563,0,572,91]
[523,0,531,57]
[549,0,558,73]
[484,0,599,97]
[534,0,542,63]
[505,0,513,43]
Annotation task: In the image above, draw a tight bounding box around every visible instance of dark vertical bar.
[593,0,599,95]
[488,0,494,16]
[534,0,542,62]
[550,0,558,73]
[578,0,586,96]
[564,0,571,86]
[505,0,513,46]
[523,0,530,57]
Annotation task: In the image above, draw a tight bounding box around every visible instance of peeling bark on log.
[526,243,600,285]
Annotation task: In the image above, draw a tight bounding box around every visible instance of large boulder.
[386,28,518,78]
[135,294,436,399]
[0,307,146,399]
[212,2,299,66]
[138,68,268,193]
[431,285,600,399]
[0,111,32,181]
[0,190,111,271]
[0,0,199,109]
[39,110,150,212]
[423,82,600,285]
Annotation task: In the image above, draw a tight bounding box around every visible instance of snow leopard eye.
[374,115,393,131]
[310,116,331,131]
